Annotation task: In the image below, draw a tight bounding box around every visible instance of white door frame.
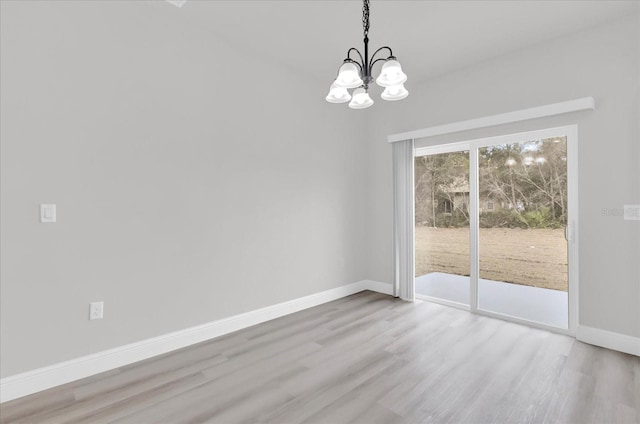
[414,125,579,336]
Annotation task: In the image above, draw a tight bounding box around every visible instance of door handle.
[565,222,574,242]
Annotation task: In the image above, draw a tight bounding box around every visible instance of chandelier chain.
[362,0,370,38]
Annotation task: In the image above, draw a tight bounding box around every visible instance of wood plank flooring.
[1,291,639,423]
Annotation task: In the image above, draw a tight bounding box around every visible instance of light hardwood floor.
[1,291,639,424]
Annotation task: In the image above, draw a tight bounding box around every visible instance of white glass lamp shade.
[348,88,374,109]
[376,59,407,87]
[334,62,363,89]
[326,83,352,103]
[381,83,409,101]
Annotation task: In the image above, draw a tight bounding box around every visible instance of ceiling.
[169,0,638,84]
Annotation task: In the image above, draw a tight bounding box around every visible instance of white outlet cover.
[89,302,104,320]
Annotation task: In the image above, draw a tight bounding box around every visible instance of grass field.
[415,227,568,291]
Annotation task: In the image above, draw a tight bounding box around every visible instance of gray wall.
[0,1,368,377]
[367,15,640,338]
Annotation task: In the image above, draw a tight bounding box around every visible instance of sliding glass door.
[414,126,577,332]
[414,151,470,306]
[477,137,569,328]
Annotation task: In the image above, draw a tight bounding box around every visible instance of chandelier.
[326,0,408,109]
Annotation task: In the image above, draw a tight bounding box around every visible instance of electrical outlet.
[89,301,104,320]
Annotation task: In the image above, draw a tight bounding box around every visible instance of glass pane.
[415,151,470,306]
[478,136,568,328]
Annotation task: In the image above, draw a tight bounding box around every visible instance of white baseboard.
[576,325,640,357]
[0,280,391,403]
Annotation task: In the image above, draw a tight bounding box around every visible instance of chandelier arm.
[369,57,389,71]
[368,46,394,68]
[347,48,365,68]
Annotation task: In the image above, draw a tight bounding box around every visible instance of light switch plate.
[40,204,56,223]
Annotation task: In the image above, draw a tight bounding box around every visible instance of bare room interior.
[1,1,639,423]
